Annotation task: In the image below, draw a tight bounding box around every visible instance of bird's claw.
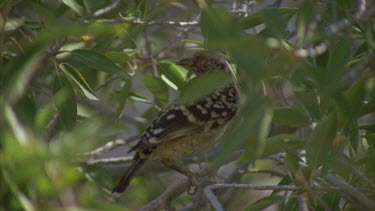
[187,174,204,195]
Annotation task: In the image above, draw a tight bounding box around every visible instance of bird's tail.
[111,153,147,197]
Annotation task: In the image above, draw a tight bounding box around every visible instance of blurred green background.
[1,0,374,210]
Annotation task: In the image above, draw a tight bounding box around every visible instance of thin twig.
[244,169,286,177]
[324,173,374,210]
[153,15,200,57]
[143,28,158,76]
[82,156,133,165]
[293,0,368,58]
[298,196,309,211]
[139,149,244,210]
[95,7,247,25]
[80,100,147,125]
[339,155,375,189]
[204,184,301,211]
[94,76,122,91]
[92,0,121,18]
[140,180,190,211]
[77,70,122,105]
[204,183,342,211]
[95,18,199,26]
[82,137,138,157]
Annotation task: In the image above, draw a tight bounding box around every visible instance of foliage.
[1,0,374,210]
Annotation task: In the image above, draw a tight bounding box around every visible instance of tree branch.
[293,0,369,58]
[140,180,190,211]
[204,183,342,211]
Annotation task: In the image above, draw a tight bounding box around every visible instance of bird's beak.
[176,57,193,67]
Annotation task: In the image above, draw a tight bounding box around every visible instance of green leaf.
[240,8,297,30]
[53,83,77,130]
[71,49,127,77]
[142,75,169,106]
[240,107,273,162]
[284,196,299,211]
[130,92,152,104]
[333,77,366,130]
[117,79,132,118]
[2,45,45,104]
[35,101,55,131]
[59,63,99,101]
[216,93,266,164]
[317,37,351,94]
[157,62,186,90]
[3,105,29,145]
[344,77,366,116]
[260,8,291,37]
[305,113,338,169]
[92,36,113,52]
[178,72,231,104]
[327,37,351,76]
[200,6,241,49]
[31,2,57,27]
[262,134,304,157]
[294,90,321,120]
[272,107,310,127]
[228,36,269,82]
[135,0,146,18]
[296,0,315,43]
[245,195,283,211]
[62,0,85,16]
[105,51,130,63]
[181,39,204,47]
[14,96,37,125]
[123,48,138,56]
[317,192,341,211]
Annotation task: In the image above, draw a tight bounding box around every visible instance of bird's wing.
[128,104,208,152]
[129,86,238,153]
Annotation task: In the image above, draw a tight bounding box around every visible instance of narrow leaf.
[157,62,186,90]
[53,85,77,130]
[62,0,85,16]
[130,92,152,104]
[3,45,44,104]
[305,113,338,169]
[105,51,129,63]
[4,105,28,145]
[200,6,241,49]
[35,102,55,131]
[245,195,283,210]
[178,72,231,104]
[117,79,132,118]
[71,49,127,77]
[240,8,297,30]
[181,39,204,47]
[272,107,310,127]
[262,134,304,157]
[294,90,321,120]
[317,37,351,94]
[59,63,99,100]
[142,75,169,106]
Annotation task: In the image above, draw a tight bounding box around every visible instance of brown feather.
[111,153,148,197]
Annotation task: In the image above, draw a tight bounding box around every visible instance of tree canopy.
[1,0,374,210]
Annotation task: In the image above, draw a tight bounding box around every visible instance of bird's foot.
[187,173,206,195]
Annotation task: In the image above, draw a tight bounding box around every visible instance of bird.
[111,50,240,197]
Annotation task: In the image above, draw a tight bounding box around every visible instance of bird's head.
[176,50,231,76]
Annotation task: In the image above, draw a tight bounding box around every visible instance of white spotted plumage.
[112,51,240,196]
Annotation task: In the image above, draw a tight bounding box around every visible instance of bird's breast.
[153,125,228,160]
